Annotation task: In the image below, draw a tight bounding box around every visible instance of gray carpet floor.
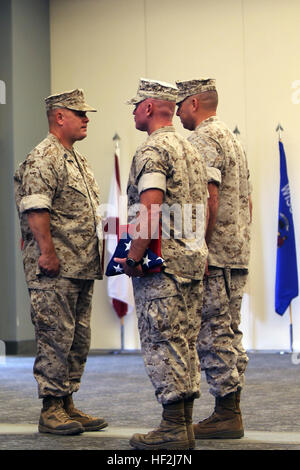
[0,351,300,456]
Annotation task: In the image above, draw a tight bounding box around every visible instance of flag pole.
[289,303,294,353]
[233,125,240,136]
[113,133,120,152]
[120,316,125,353]
[276,123,283,141]
[113,133,125,352]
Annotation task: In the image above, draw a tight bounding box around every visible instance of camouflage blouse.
[127,126,208,280]
[188,116,251,269]
[14,133,102,285]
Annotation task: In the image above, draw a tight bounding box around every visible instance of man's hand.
[38,250,60,277]
[114,257,143,278]
[27,209,60,278]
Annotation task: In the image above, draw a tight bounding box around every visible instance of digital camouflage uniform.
[14,133,103,398]
[187,116,251,397]
[127,125,208,405]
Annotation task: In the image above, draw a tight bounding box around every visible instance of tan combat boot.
[130,400,190,450]
[193,391,244,439]
[39,396,84,435]
[63,394,108,432]
[184,398,196,449]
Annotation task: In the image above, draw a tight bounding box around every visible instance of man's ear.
[192,97,199,111]
[146,102,153,117]
[55,109,65,126]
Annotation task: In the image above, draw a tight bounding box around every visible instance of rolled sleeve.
[207,166,221,185]
[138,172,167,194]
[19,194,52,213]
[19,157,57,213]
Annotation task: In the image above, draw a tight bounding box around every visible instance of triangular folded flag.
[105,231,164,276]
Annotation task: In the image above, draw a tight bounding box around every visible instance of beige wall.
[50,0,300,351]
[1,0,50,351]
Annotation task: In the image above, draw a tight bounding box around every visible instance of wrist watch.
[126,257,141,268]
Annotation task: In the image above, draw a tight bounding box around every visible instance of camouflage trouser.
[197,267,248,397]
[133,272,203,405]
[28,277,94,398]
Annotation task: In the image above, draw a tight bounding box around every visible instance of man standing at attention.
[115,78,208,450]
[14,89,107,435]
[176,78,252,439]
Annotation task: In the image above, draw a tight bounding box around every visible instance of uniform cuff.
[19,194,52,213]
[207,167,221,185]
[138,172,166,194]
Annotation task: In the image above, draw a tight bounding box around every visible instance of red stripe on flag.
[112,298,128,319]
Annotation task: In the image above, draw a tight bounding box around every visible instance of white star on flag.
[124,241,131,251]
[113,264,123,273]
[142,254,151,267]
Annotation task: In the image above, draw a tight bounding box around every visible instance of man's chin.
[78,132,87,141]
[135,123,146,132]
[182,121,193,131]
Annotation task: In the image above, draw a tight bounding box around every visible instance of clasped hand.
[114,257,143,278]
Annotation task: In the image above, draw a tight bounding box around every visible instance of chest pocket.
[65,158,88,198]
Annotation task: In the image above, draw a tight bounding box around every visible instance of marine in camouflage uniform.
[176,79,252,439]
[127,124,208,404]
[14,89,107,435]
[116,78,208,450]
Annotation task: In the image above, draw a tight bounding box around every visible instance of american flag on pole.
[105,136,135,319]
[275,139,298,315]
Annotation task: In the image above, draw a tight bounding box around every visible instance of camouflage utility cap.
[176,78,216,104]
[45,88,97,112]
[126,78,178,105]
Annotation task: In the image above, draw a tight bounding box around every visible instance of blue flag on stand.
[275,140,299,315]
[105,232,164,277]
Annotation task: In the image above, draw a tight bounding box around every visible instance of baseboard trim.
[3,344,293,357]
[4,340,36,355]
[89,348,141,355]
[2,342,140,356]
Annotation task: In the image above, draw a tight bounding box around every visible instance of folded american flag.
[105,232,164,277]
